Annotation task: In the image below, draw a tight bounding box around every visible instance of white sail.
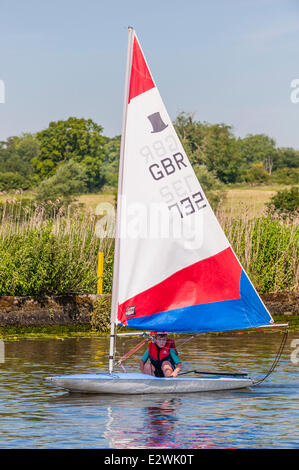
[111,28,273,337]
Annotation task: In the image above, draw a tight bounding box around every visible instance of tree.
[274,148,299,170]
[174,113,243,183]
[202,123,242,183]
[35,117,107,190]
[193,164,225,210]
[271,167,299,185]
[240,163,270,184]
[193,164,223,191]
[102,136,121,188]
[174,113,206,165]
[35,160,88,201]
[239,134,278,175]
[0,134,39,184]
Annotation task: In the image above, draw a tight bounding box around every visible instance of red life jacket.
[148,339,178,377]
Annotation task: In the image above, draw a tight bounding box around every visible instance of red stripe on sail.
[118,247,242,325]
[128,37,155,103]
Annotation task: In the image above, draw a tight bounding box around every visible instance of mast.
[108,26,134,374]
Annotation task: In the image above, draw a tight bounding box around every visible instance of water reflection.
[0,332,298,448]
[144,398,181,447]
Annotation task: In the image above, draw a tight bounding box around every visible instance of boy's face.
[155,334,167,347]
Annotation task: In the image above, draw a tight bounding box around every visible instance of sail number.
[140,135,189,181]
[168,191,206,218]
[140,135,178,163]
[148,152,187,180]
[160,178,207,218]
[159,173,207,218]
[139,136,207,218]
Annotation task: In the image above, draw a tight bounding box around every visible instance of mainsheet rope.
[252,324,289,386]
[179,325,289,381]
[114,326,288,384]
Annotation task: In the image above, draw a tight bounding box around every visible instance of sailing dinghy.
[47,28,287,394]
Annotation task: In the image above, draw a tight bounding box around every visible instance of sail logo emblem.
[147,112,168,133]
[125,306,136,317]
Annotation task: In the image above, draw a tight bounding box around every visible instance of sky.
[0,0,299,148]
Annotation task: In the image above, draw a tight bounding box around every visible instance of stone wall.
[0,294,100,326]
[0,292,297,326]
[261,292,298,317]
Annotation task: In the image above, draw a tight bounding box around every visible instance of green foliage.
[224,215,299,293]
[240,163,270,184]
[0,223,98,296]
[193,164,222,191]
[174,114,298,184]
[193,164,226,210]
[0,200,297,297]
[102,253,114,294]
[0,202,114,296]
[274,148,299,170]
[30,157,55,179]
[0,195,85,221]
[174,113,242,183]
[0,198,33,220]
[1,114,298,192]
[0,134,39,187]
[35,117,107,190]
[102,136,121,188]
[271,168,299,185]
[249,217,298,293]
[35,159,88,201]
[0,172,30,190]
[90,294,111,332]
[202,124,242,183]
[174,112,205,164]
[238,134,277,174]
[267,186,299,217]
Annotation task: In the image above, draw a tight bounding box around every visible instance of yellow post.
[97,252,104,294]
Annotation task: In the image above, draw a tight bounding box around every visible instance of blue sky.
[0,0,299,148]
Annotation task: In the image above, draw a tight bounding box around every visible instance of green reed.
[217,208,298,293]
[0,199,114,295]
[0,199,297,296]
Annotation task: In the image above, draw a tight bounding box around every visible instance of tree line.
[0,114,298,199]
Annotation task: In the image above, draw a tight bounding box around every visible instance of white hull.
[46,372,253,394]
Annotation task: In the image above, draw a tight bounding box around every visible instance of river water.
[1,331,298,449]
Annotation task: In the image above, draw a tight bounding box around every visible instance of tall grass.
[217,208,298,293]
[0,199,297,296]
[0,199,114,295]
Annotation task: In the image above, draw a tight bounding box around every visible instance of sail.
[113,30,273,333]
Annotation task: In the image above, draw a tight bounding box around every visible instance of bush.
[240,163,270,184]
[35,160,88,202]
[0,172,30,190]
[271,168,299,185]
[267,186,299,218]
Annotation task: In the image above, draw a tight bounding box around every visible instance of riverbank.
[0,292,297,337]
[0,294,97,325]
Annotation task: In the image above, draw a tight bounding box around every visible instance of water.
[0,332,298,448]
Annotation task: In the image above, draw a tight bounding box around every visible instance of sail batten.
[114,29,273,334]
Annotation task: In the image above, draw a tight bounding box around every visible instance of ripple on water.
[1,334,299,448]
